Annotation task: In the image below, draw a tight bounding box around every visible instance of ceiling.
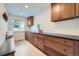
[4,3,50,18]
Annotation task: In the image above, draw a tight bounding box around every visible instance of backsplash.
[31,8,79,35]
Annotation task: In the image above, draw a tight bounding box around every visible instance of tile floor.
[15,40,46,56]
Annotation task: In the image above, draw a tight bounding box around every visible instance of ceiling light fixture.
[25,5,29,8]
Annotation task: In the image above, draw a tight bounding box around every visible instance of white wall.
[0,4,5,16]
[14,31,25,41]
[32,7,79,35]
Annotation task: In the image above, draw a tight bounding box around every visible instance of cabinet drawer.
[44,46,63,56]
[37,39,44,50]
[38,35,43,38]
[45,36,73,47]
[45,39,73,56]
[33,36,38,46]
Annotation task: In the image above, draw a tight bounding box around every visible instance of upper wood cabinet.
[51,4,61,21]
[76,3,79,16]
[60,4,75,19]
[27,16,34,27]
[51,3,75,22]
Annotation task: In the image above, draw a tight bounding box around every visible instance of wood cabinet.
[44,37,73,56]
[45,36,74,47]
[60,4,75,19]
[37,35,44,50]
[25,32,79,56]
[51,4,61,21]
[25,32,34,43]
[51,3,75,22]
[25,31,29,40]
[33,34,38,46]
[33,34,44,50]
[27,16,34,27]
[29,32,34,43]
[44,46,63,56]
[76,3,79,16]
[44,36,79,56]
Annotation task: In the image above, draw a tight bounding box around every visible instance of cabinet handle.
[58,18,60,20]
[60,17,63,19]
[64,41,66,43]
[64,49,66,52]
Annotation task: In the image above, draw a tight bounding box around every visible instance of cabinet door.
[51,3,61,21]
[30,32,34,44]
[33,34,38,46]
[76,3,79,16]
[44,46,63,56]
[60,3,75,19]
[25,31,29,40]
[37,35,44,50]
[28,32,31,42]
[27,16,34,27]
[45,38,73,56]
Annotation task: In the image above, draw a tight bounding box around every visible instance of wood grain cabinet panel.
[60,3,75,19]
[51,3,61,21]
[45,38,73,56]
[76,3,79,16]
[44,46,63,56]
[26,32,79,56]
[27,16,34,27]
[29,32,34,44]
[37,35,44,50]
[45,36,74,47]
[51,3,75,22]
[33,34,38,46]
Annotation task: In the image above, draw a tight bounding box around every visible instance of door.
[28,32,34,43]
[51,3,61,21]
[60,3,75,19]
[33,34,38,46]
[37,35,44,50]
[76,3,79,16]
[51,3,75,22]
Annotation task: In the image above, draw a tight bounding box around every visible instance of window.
[12,19,25,31]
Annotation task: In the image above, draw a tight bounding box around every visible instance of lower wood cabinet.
[44,36,79,56]
[44,46,63,56]
[33,34,44,50]
[37,35,44,50]
[25,32,34,44]
[29,32,34,44]
[33,34,38,46]
[25,32,79,56]
[44,37,73,56]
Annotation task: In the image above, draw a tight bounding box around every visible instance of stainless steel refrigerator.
[0,17,15,56]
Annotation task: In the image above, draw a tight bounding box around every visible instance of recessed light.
[25,5,29,8]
